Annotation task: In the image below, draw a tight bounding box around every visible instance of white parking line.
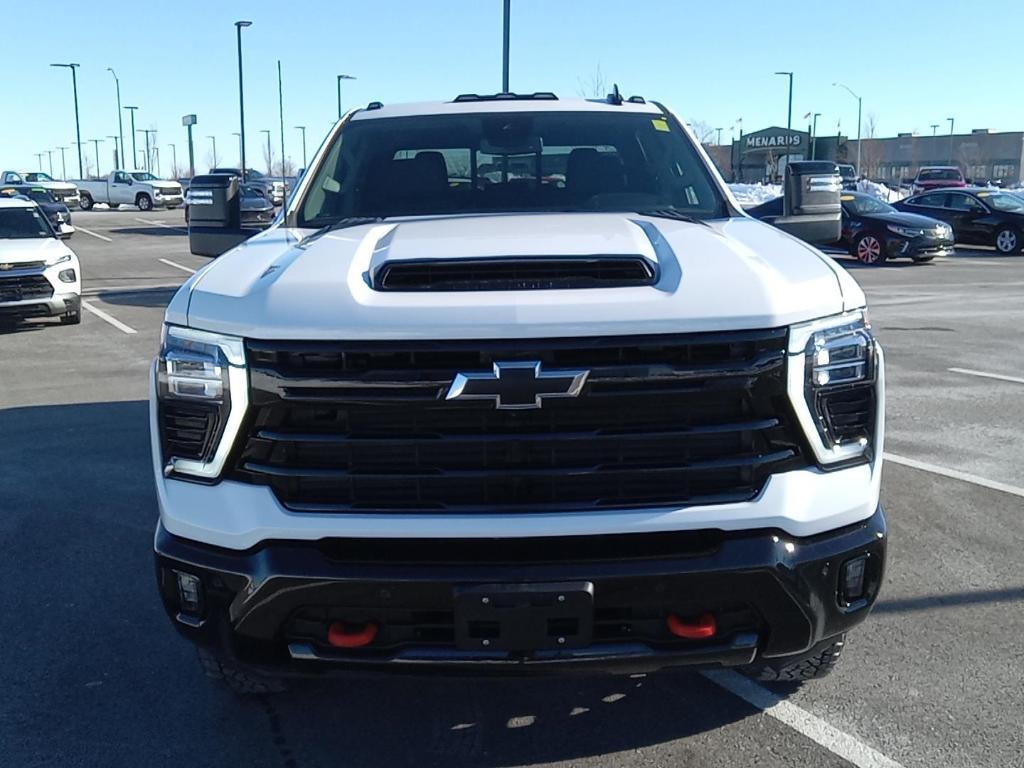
[948,367,1024,386]
[884,452,1024,500]
[81,300,137,335]
[702,670,905,768]
[134,217,187,233]
[77,227,113,242]
[158,258,196,274]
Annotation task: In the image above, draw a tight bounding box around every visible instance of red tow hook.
[666,612,717,640]
[327,620,379,648]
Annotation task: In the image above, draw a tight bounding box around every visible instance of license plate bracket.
[454,581,594,652]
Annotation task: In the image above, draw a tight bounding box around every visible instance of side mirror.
[774,161,842,244]
[126,177,134,185]
[187,174,258,257]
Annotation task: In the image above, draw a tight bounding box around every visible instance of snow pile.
[728,183,782,207]
[855,179,909,203]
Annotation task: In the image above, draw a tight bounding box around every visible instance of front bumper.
[154,505,886,676]
[885,233,954,259]
[156,194,184,208]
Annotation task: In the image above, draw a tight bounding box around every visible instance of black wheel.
[184,206,190,224]
[196,647,287,695]
[136,193,153,211]
[852,233,886,265]
[994,227,1021,254]
[59,310,82,325]
[745,635,846,683]
[108,203,120,209]
[78,193,94,211]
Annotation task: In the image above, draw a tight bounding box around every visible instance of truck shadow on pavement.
[108,227,187,237]
[95,286,179,308]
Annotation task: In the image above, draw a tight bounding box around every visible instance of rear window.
[299,110,725,226]
[917,168,963,182]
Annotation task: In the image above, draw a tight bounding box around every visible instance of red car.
[912,166,965,193]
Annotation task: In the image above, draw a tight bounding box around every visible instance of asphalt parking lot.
[1,209,1022,768]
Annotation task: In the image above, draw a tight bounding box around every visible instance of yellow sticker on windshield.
[978,191,990,197]
[840,195,855,201]
[652,119,670,132]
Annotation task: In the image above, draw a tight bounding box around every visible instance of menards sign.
[743,128,807,151]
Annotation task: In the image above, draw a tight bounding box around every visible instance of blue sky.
[3,0,1022,177]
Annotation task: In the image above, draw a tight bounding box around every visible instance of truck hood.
[178,213,863,339]
[0,236,74,265]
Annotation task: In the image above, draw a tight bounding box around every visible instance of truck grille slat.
[232,330,808,512]
[0,274,53,302]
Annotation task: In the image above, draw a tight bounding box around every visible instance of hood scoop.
[373,255,657,292]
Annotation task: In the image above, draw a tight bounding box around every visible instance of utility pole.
[260,129,272,174]
[502,0,511,92]
[947,117,956,166]
[46,150,54,175]
[35,153,44,171]
[715,127,723,146]
[294,126,307,167]
[89,139,103,177]
[235,20,252,181]
[124,106,139,168]
[138,129,155,171]
[58,147,68,179]
[336,74,356,120]
[775,71,793,130]
[107,69,125,169]
[931,123,938,137]
[51,63,83,178]
[811,113,821,160]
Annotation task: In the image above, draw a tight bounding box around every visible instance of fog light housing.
[175,570,204,615]
[840,555,869,606]
[58,268,77,283]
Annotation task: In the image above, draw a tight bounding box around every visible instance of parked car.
[209,167,276,203]
[893,187,1024,254]
[749,191,954,264]
[184,183,275,227]
[153,92,885,692]
[0,197,81,324]
[837,164,857,190]
[75,171,184,211]
[0,184,75,237]
[911,166,965,193]
[1,170,81,208]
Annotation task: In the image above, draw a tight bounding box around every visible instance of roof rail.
[627,95,646,104]
[365,101,383,110]
[452,92,558,103]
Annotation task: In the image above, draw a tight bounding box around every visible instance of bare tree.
[577,63,607,99]
[688,120,716,145]
[274,156,298,177]
[858,113,883,178]
[206,148,219,169]
[262,142,276,176]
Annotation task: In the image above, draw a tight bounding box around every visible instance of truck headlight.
[787,311,882,465]
[46,253,72,267]
[157,325,248,479]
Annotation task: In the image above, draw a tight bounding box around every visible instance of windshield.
[918,168,962,181]
[131,172,158,181]
[979,192,1024,212]
[838,165,856,179]
[298,111,725,226]
[23,172,55,182]
[0,206,55,238]
[843,195,895,215]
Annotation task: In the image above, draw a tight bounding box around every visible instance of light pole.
[58,147,68,179]
[294,126,307,167]
[35,153,44,171]
[811,113,821,160]
[207,135,218,167]
[50,63,83,178]
[46,150,54,176]
[947,117,955,166]
[930,123,939,137]
[232,132,242,164]
[169,144,178,177]
[774,71,793,130]
[502,0,511,91]
[89,139,103,177]
[235,20,252,180]
[715,127,723,146]
[107,68,126,169]
[260,129,272,174]
[833,82,862,174]
[182,115,197,177]
[124,106,139,168]
[107,136,120,170]
[336,74,356,120]
[137,129,156,171]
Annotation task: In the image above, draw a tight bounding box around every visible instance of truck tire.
[196,647,287,695]
[60,309,82,325]
[136,193,153,211]
[108,203,120,209]
[78,193,94,211]
[745,635,846,683]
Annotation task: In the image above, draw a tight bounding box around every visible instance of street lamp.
[168,144,178,177]
[260,129,272,174]
[294,125,307,167]
[137,129,156,171]
[57,147,68,180]
[35,153,44,171]
[833,82,862,174]
[774,71,793,130]
[947,117,956,166]
[715,127,723,146]
[46,150,54,176]
[207,135,218,167]
[811,113,821,160]
[232,132,242,165]
[336,74,356,120]
[107,68,126,169]
[107,136,120,170]
[89,139,103,177]
[502,0,511,91]
[930,123,939,137]
[50,63,83,178]
[235,20,252,181]
[124,106,139,168]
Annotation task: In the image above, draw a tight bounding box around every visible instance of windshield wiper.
[305,216,386,241]
[634,209,711,226]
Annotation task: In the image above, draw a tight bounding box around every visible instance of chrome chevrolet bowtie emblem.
[446,361,589,410]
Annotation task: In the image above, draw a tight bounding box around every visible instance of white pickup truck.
[76,170,184,211]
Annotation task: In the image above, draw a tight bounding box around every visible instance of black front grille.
[374,256,656,292]
[232,330,808,512]
[0,274,52,302]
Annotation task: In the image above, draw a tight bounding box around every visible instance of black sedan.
[0,184,73,236]
[893,187,1024,254]
[747,192,953,264]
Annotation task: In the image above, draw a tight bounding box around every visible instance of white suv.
[0,198,81,325]
[151,93,886,692]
